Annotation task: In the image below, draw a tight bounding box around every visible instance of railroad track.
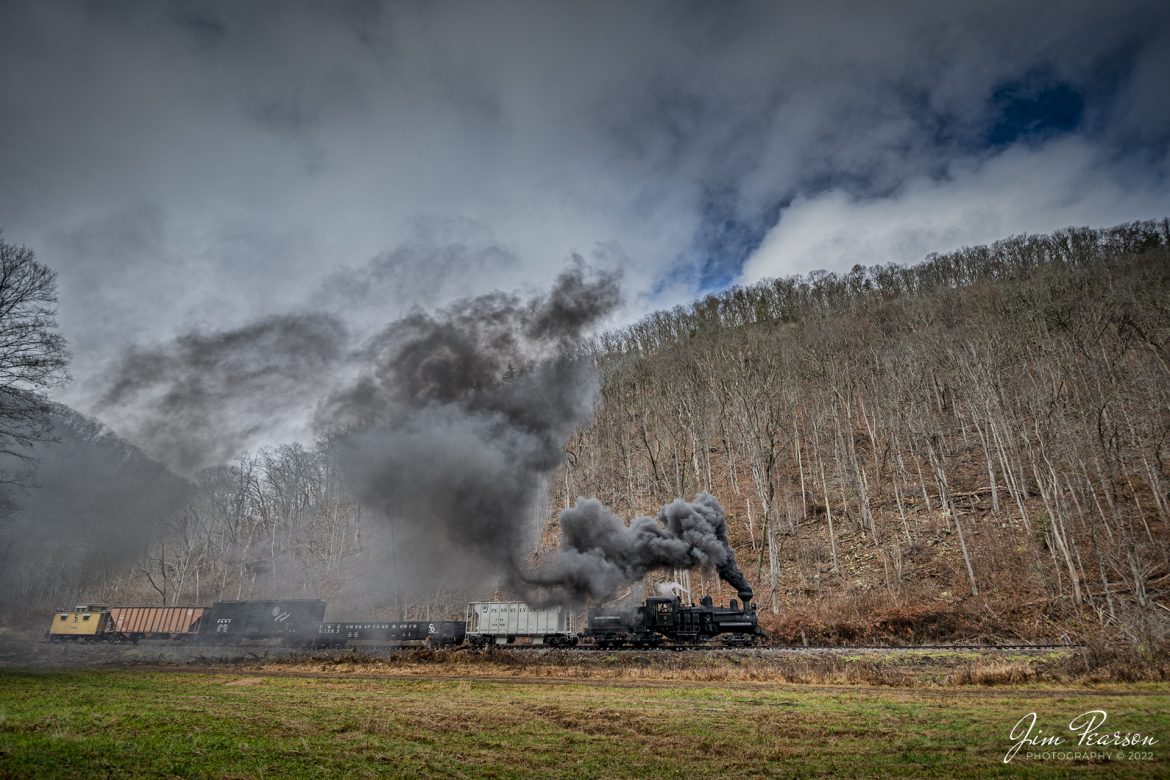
[34,639,1084,653]
[477,642,1083,652]
[759,643,1081,651]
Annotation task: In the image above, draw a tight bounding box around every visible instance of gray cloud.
[98,313,349,473]
[0,0,1165,424]
[313,217,520,320]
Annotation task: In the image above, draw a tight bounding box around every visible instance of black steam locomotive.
[584,594,764,648]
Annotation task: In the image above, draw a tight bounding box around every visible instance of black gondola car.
[315,620,466,648]
[203,599,327,643]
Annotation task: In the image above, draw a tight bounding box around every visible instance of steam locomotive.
[47,592,764,649]
[584,594,764,648]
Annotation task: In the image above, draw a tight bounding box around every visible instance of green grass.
[0,669,1167,778]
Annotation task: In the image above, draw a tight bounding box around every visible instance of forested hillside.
[3,221,1166,645]
[560,219,1170,642]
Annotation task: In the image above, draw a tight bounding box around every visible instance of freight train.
[47,600,466,648]
[47,593,764,649]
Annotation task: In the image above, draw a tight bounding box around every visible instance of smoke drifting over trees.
[83,260,764,607]
[3,261,646,619]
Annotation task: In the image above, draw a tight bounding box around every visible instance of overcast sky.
[1,1,1168,450]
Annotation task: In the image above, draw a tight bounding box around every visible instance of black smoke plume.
[530,492,753,605]
[316,263,621,594]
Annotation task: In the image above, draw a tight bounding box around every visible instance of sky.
[1,0,1168,462]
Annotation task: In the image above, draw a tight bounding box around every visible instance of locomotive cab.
[645,596,679,628]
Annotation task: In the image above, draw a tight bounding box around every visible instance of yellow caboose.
[48,604,112,640]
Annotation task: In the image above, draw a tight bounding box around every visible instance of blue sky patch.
[689,186,776,291]
[988,78,1084,146]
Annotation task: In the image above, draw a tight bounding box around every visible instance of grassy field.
[1,665,1167,778]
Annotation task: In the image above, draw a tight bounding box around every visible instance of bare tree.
[0,234,70,482]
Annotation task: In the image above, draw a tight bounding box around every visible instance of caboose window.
[83,615,90,621]
[59,615,66,621]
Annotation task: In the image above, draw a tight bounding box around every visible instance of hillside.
[2,221,1166,645]
[554,219,1170,643]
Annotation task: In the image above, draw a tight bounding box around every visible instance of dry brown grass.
[208,641,1170,688]
[945,660,1037,686]
[1048,640,1170,683]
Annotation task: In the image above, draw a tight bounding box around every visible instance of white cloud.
[740,138,1170,282]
